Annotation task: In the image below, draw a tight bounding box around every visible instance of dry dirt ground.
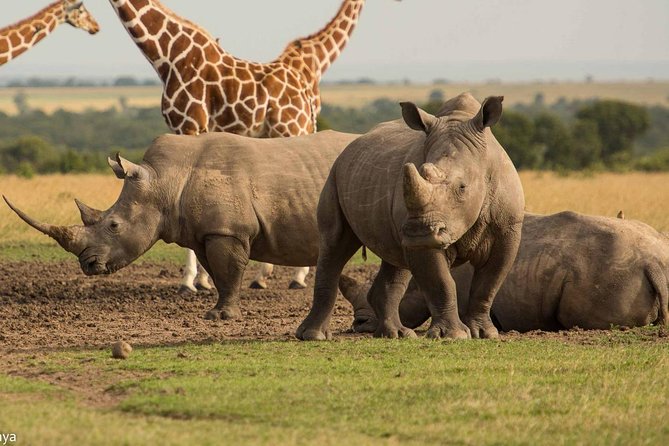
[0,262,382,354]
[2,261,667,356]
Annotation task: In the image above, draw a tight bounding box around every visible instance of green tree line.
[1,91,669,177]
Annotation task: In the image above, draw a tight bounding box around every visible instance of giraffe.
[108,0,371,293]
[0,0,100,67]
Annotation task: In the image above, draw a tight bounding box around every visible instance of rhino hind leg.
[338,275,378,333]
[179,249,200,293]
[368,261,416,339]
[202,235,250,321]
[297,178,362,341]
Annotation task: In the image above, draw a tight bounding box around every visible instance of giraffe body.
[0,0,99,67]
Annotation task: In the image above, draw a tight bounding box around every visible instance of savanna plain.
[1,171,668,445]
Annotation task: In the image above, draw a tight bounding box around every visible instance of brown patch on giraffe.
[116,5,136,22]
[193,32,209,47]
[188,79,205,100]
[186,104,208,128]
[205,85,225,115]
[202,44,220,62]
[200,63,220,82]
[167,110,185,129]
[0,40,8,54]
[8,32,21,47]
[169,34,191,60]
[165,75,181,97]
[158,32,171,56]
[140,39,161,62]
[166,21,179,37]
[240,82,256,101]
[223,77,242,103]
[173,89,192,113]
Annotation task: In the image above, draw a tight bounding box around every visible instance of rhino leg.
[398,279,432,329]
[202,235,250,321]
[464,225,521,339]
[338,275,378,333]
[367,261,415,339]
[406,249,470,339]
[297,179,362,341]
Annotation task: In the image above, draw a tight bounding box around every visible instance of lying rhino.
[341,211,669,332]
[5,130,357,320]
[296,93,525,340]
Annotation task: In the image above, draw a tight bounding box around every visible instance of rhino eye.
[109,221,120,232]
[459,184,466,192]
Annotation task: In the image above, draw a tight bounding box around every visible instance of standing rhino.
[341,212,669,332]
[5,130,357,320]
[296,93,525,340]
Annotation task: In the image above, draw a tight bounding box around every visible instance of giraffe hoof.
[249,281,267,290]
[288,281,307,290]
[178,285,197,294]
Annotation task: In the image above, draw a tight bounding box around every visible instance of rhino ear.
[472,96,504,131]
[107,155,126,179]
[400,102,438,134]
[108,153,149,180]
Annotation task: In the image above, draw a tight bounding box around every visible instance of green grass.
[1,330,668,445]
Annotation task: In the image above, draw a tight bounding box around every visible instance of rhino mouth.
[401,217,451,249]
[79,251,122,276]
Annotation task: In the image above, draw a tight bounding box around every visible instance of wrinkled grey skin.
[341,212,669,332]
[5,130,358,320]
[296,93,525,340]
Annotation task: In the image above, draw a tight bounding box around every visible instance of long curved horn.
[74,198,103,226]
[3,196,86,255]
[403,164,434,211]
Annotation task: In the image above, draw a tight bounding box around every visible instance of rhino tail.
[645,265,669,326]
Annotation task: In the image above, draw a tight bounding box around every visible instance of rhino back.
[333,121,425,267]
[145,131,357,264]
[493,212,669,330]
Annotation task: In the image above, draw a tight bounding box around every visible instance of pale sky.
[0,0,667,82]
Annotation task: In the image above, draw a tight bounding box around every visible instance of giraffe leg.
[194,261,213,290]
[289,267,310,289]
[250,262,274,289]
[179,249,199,293]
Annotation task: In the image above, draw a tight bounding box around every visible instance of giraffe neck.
[277,0,365,86]
[108,0,225,82]
[0,0,70,66]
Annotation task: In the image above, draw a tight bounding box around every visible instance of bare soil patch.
[1,261,666,356]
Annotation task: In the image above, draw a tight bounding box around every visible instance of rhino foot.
[296,323,332,341]
[204,306,242,321]
[352,314,378,333]
[374,323,417,339]
[178,284,197,294]
[426,321,471,340]
[464,317,499,339]
[288,280,307,290]
[249,280,267,290]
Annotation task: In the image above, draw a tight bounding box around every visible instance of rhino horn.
[4,196,86,255]
[403,163,434,211]
[75,199,103,226]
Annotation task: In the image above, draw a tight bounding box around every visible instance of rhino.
[340,211,669,332]
[296,92,525,340]
[5,130,358,320]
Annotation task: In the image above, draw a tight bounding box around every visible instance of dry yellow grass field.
[1,171,668,248]
[0,81,667,114]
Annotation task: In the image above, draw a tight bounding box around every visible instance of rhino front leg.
[202,235,250,321]
[368,261,415,339]
[249,262,273,289]
[465,224,522,339]
[406,249,470,339]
